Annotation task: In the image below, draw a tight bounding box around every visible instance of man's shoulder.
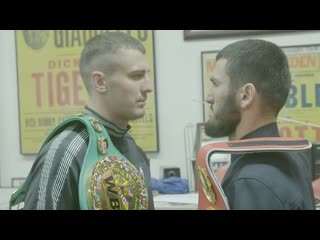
[232,153,290,180]
[42,122,89,151]
[55,121,88,137]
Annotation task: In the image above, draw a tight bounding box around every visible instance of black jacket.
[222,123,315,210]
[24,106,154,210]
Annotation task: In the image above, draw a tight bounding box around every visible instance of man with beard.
[204,39,315,210]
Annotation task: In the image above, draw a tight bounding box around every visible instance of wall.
[0,31,35,187]
[1,30,320,187]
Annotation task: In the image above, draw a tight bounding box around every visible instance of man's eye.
[132,74,143,79]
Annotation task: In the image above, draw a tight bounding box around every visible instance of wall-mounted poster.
[279,45,320,141]
[16,30,158,154]
[201,44,320,142]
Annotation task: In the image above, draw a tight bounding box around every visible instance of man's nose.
[206,95,213,104]
[142,77,153,93]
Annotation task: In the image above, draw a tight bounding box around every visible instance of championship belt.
[196,137,312,210]
[78,114,148,210]
[9,113,148,210]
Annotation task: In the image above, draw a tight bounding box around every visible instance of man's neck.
[87,102,128,129]
[232,115,277,140]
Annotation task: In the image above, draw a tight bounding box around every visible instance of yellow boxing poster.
[279,45,320,141]
[16,30,158,154]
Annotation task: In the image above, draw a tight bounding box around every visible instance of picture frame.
[15,30,159,154]
[184,30,299,40]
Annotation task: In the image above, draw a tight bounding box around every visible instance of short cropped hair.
[217,39,291,115]
[79,32,146,92]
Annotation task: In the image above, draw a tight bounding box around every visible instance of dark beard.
[204,94,240,138]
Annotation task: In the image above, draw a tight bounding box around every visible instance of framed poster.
[16,30,159,154]
[184,30,299,40]
[201,44,320,142]
[278,45,320,141]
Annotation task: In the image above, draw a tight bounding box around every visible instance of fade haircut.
[79,31,146,93]
[216,39,291,115]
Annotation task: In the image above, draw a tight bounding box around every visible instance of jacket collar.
[231,122,280,162]
[240,122,280,140]
[83,106,131,138]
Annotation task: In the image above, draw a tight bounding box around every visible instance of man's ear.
[239,83,256,109]
[91,71,107,93]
